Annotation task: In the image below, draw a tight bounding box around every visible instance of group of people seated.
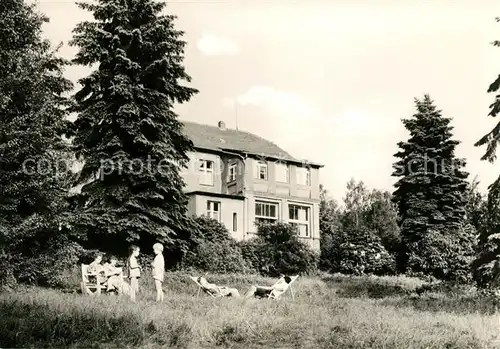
[197,275,293,299]
[87,253,124,294]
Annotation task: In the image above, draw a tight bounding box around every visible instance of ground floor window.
[232,212,237,232]
[206,201,220,222]
[288,204,310,237]
[255,201,278,224]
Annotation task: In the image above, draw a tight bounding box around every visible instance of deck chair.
[80,264,123,296]
[189,276,226,298]
[267,275,299,300]
[81,264,105,295]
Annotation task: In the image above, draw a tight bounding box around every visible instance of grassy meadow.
[1,272,500,348]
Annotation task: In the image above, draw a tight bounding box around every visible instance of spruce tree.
[473,18,500,288]
[474,17,500,164]
[69,0,198,251]
[472,178,500,288]
[0,0,73,283]
[392,95,473,281]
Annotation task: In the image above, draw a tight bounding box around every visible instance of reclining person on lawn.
[244,275,292,299]
[197,276,241,298]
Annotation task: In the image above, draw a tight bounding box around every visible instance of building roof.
[182,121,323,167]
[186,191,245,200]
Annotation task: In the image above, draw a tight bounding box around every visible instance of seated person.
[88,253,103,273]
[197,276,241,298]
[101,256,123,293]
[244,276,292,299]
[87,253,104,283]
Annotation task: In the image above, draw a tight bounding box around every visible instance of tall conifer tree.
[69,0,198,250]
[472,17,500,288]
[392,95,473,281]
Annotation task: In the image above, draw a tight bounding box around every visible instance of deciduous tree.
[0,0,74,285]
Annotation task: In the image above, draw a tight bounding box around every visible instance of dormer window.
[254,160,268,180]
[198,159,214,186]
[297,167,310,186]
[228,163,237,182]
[276,163,289,183]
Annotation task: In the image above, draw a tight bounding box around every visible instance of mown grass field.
[1,272,500,348]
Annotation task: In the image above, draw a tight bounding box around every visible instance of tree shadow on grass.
[379,294,500,315]
[0,297,192,348]
[320,274,500,315]
[321,275,412,299]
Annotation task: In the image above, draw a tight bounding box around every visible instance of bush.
[12,238,86,288]
[180,216,250,273]
[319,229,347,272]
[473,231,500,289]
[321,227,395,276]
[238,239,261,271]
[406,226,475,283]
[0,252,17,289]
[245,222,318,277]
[338,228,396,276]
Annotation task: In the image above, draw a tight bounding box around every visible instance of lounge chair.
[189,276,241,298]
[245,275,299,300]
[270,275,298,299]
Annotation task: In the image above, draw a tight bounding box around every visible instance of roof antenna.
[235,100,239,131]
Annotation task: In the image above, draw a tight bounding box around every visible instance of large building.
[181,120,323,250]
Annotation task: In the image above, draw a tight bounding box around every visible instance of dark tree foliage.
[472,178,500,288]
[365,189,401,253]
[0,0,74,285]
[474,17,500,164]
[465,176,487,234]
[392,95,473,281]
[69,0,198,252]
[473,18,500,288]
[318,185,343,271]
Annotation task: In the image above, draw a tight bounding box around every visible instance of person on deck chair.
[244,276,292,299]
[197,276,241,298]
[101,256,122,293]
[87,253,105,284]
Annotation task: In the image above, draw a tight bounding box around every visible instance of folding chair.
[267,275,299,300]
[80,264,105,296]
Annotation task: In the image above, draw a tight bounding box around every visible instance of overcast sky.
[37,0,500,201]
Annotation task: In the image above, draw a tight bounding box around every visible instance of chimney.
[218,120,226,130]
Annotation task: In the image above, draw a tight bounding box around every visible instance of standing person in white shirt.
[127,245,141,302]
[151,243,165,302]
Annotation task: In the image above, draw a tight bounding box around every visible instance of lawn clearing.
[0,273,498,348]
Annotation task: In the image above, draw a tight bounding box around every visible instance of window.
[288,204,310,237]
[206,201,220,221]
[198,160,214,186]
[254,161,268,180]
[232,212,237,232]
[255,201,278,224]
[276,163,289,183]
[296,167,310,186]
[228,163,237,182]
